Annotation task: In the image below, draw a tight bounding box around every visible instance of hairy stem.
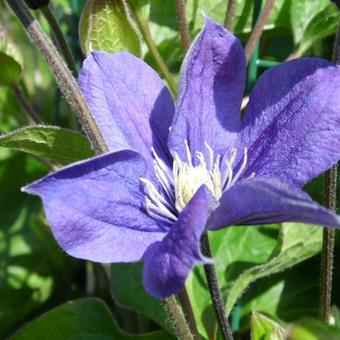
[11,83,43,124]
[178,288,201,340]
[7,0,108,154]
[201,232,233,340]
[128,1,177,96]
[40,4,78,76]
[245,0,275,62]
[224,0,238,30]
[162,296,195,340]
[175,0,191,51]
[320,21,340,323]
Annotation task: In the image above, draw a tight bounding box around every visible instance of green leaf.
[11,297,171,339]
[290,0,329,44]
[0,154,79,337]
[0,28,23,86]
[225,223,322,316]
[186,226,280,339]
[251,311,285,340]
[0,126,94,165]
[287,318,340,340]
[110,262,173,333]
[186,223,322,338]
[295,4,340,55]
[79,0,141,56]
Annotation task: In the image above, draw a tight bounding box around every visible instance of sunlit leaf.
[79,0,141,56]
[225,223,322,316]
[0,126,94,165]
[251,311,286,340]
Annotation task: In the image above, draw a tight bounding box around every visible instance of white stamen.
[141,141,253,222]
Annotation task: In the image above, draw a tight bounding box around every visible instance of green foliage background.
[1,1,340,339]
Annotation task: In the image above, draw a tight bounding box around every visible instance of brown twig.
[6,0,108,154]
[175,0,191,51]
[224,0,238,30]
[201,232,233,340]
[245,0,275,62]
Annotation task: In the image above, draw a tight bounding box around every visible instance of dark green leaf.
[110,263,173,334]
[11,297,171,339]
[0,28,23,86]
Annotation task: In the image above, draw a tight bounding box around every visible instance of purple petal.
[79,51,175,164]
[23,150,168,263]
[238,58,340,187]
[143,186,212,298]
[208,177,340,229]
[168,17,246,163]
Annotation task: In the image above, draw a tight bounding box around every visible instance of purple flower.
[23,18,340,298]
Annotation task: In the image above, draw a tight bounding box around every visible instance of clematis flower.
[23,18,340,298]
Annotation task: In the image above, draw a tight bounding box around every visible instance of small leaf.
[251,311,285,340]
[287,318,340,340]
[79,0,141,56]
[11,297,172,339]
[0,28,23,86]
[110,262,173,333]
[225,223,322,316]
[0,126,94,165]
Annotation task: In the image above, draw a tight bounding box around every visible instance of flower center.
[140,141,252,223]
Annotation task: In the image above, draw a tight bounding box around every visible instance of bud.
[24,0,50,10]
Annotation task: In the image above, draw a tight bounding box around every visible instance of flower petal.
[23,150,168,263]
[208,177,340,229]
[143,186,212,298]
[238,58,340,187]
[168,18,246,163]
[79,51,175,164]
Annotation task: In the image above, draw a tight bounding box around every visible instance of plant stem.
[6,0,108,154]
[128,2,177,96]
[162,296,194,340]
[40,4,78,76]
[175,0,191,51]
[178,288,201,340]
[320,21,340,324]
[11,83,43,124]
[224,0,238,30]
[201,232,233,340]
[245,0,275,62]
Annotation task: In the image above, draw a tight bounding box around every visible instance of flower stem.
[6,0,108,154]
[162,296,194,340]
[40,4,78,76]
[224,0,238,30]
[245,0,275,62]
[178,288,201,340]
[128,2,177,96]
[11,83,43,124]
[320,21,340,323]
[201,232,233,340]
[175,0,191,51]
